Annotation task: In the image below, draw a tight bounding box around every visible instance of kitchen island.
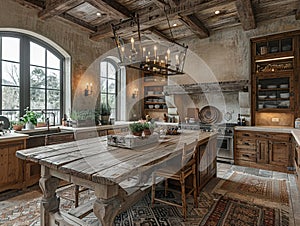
[16,130,217,226]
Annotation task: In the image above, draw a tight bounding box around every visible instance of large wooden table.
[16,130,217,226]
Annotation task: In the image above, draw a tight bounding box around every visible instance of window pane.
[107,63,116,79]
[101,94,107,104]
[100,61,107,77]
[47,69,60,89]
[30,42,45,66]
[108,94,116,108]
[2,86,19,109]
[30,88,45,109]
[30,66,45,88]
[101,78,107,92]
[2,37,20,62]
[47,50,60,69]
[108,79,115,93]
[2,110,19,122]
[47,90,60,109]
[2,61,20,85]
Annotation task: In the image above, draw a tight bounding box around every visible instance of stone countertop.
[0,132,28,142]
[235,125,300,145]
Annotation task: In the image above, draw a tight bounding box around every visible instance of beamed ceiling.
[12,0,300,43]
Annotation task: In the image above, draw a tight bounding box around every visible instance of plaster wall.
[169,15,300,124]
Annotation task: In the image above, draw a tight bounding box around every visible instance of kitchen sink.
[16,127,71,136]
[16,127,75,148]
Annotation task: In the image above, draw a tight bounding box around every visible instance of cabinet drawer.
[236,131,256,139]
[236,139,256,150]
[236,149,257,162]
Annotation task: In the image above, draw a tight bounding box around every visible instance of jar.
[295,118,300,129]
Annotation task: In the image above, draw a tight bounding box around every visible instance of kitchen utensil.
[198,106,221,124]
[0,116,10,129]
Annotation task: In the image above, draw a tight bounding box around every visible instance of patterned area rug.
[0,185,290,226]
[213,172,289,206]
[200,196,289,226]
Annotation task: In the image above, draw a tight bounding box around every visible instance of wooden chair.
[45,133,88,208]
[151,139,198,220]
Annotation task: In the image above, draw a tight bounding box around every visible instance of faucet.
[42,110,56,127]
[46,118,50,131]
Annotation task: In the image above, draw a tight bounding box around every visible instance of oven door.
[217,135,234,163]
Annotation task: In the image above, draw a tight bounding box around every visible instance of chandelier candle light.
[112,14,188,75]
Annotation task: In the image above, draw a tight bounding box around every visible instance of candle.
[154,45,157,58]
[167,49,170,61]
[143,47,146,57]
[86,83,88,89]
[131,37,134,50]
[175,54,179,65]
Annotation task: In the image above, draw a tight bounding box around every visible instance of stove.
[180,122,237,164]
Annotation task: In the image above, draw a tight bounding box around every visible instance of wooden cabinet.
[292,137,300,190]
[0,138,26,193]
[142,72,168,119]
[251,31,300,126]
[235,130,292,173]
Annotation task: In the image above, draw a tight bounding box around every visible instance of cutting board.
[187,108,199,121]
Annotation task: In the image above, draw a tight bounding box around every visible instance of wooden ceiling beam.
[147,27,175,43]
[296,1,300,20]
[151,0,166,9]
[235,0,256,30]
[179,14,209,38]
[60,13,97,32]
[87,0,131,19]
[90,0,234,41]
[39,0,85,20]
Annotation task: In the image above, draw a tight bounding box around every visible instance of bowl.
[258,104,264,109]
[280,84,288,88]
[280,93,289,98]
[269,95,276,99]
[258,95,267,99]
[267,85,277,89]
[148,91,154,95]
[148,105,153,109]
[154,104,160,109]
[265,104,277,108]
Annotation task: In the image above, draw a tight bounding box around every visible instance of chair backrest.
[181,139,198,168]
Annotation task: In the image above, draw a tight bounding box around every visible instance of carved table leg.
[39,166,60,226]
[93,183,121,226]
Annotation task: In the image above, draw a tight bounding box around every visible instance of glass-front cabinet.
[251,31,299,126]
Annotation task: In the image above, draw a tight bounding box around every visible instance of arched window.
[0,32,64,124]
[100,59,119,119]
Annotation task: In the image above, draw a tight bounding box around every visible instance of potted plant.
[20,107,41,130]
[99,103,111,125]
[143,122,156,136]
[129,122,144,136]
[10,120,25,131]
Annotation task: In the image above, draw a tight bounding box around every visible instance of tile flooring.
[0,163,299,225]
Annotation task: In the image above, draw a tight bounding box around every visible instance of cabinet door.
[256,139,269,164]
[0,141,24,189]
[269,140,289,166]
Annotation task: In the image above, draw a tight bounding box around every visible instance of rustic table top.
[16,131,216,191]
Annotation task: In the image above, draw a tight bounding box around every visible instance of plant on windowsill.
[99,103,111,125]
[20,107,42,130]
[129,122,145,136]
[10,120,25,131]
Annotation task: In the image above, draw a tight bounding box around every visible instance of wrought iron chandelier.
[111,14,188,75]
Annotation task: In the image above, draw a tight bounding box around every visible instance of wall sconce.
[132,88,138,99]
[84,83,93,96]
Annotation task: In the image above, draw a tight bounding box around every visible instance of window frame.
[0,31,64,123]
[100,58,119,119]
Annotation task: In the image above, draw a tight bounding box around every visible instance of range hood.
[163,80,249,95]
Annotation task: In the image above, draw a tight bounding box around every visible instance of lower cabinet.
[235,130,292,173]
[292,137,300,191]
[0,138,26,193]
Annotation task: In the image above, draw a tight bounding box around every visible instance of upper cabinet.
[251,31,300,126]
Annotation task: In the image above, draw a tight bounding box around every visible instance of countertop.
[235,125,300,145]
[0,132,28,142]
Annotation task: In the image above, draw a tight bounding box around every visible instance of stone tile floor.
[0,163,300,225]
